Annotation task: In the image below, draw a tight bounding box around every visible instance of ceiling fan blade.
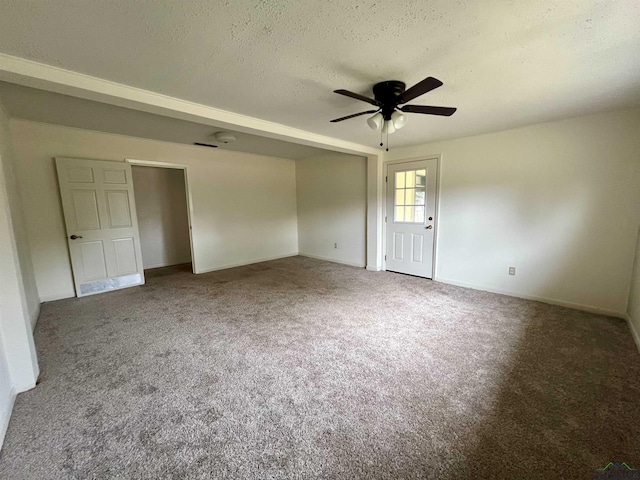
[334,89,382,107]
[400,105,457,116]
[397,77,443,104]
[330,110,379,122]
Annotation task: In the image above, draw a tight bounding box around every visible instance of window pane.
[395,189,405,206]
[416,170,426,187]
[405,188,415,205]
[395,206,405,222]
[406,170,416,188]
[395,171,405,189]
[415,189,425,205]
[415,206,425,223]
[405,206,415,223]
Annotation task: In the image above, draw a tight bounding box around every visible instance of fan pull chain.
[379,123,390,151]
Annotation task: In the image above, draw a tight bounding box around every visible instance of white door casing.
[385,159,438,278]
[56,157,145,296]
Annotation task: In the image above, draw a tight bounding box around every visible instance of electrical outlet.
[508,267,516,276]
[334,243,338,249]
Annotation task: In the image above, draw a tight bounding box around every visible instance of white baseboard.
[143,260,192,270]
[626,314,640,353]
[298,253,365,268]
[0,387,16,452]
[435,276,626,319]
[195,253,299,274]
[30,303,41,331]
[40,292,75,303]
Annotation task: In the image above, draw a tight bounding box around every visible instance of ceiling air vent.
[193,142,218,148]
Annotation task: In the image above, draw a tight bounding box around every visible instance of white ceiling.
[0,0,638,149]
[0,82,331,160]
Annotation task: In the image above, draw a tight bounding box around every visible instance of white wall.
[0,122,39,330]
[628,227,640,350]
[131,166,191,269]
[0,100,39,449]
[10,120,299,302]
[296,153,367,267]
[386,108,640,316]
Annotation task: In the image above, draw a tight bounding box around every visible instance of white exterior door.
[56,158,145,297]
[385,159,438,278]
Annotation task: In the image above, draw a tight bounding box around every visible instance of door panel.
[105,191,132,227]
[393,233,404,260]
[385,159,437,278]
[66,166,94,183]
[56,157,145,297]
[79,241,107,280]
[71,190,101,230]
[103,169,127,184]
[411,234,424,262]
[112,238,137,275]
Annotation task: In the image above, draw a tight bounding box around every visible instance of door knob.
[425,225,433,229]
[69,235,83,240]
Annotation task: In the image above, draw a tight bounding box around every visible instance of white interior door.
[385,159,438,278]
[56,157,145,297]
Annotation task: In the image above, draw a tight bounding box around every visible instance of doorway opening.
[131,164,193,273]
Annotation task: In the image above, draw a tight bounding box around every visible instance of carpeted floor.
[1,256,639,479]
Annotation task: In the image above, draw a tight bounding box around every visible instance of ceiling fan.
[330,77,456,150]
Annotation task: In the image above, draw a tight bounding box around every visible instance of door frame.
[126,158,197,274]
[382,155,441,278]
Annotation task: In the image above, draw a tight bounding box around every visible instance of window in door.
[394,169,426,223]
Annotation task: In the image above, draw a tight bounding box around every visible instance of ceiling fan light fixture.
[391,111,407,129]
[382,120,396,135]
[367,112,383,130]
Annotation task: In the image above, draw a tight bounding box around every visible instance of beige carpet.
[1,256,639,479]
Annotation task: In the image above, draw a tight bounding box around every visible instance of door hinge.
[385,254,387,261]
[385,216,387,223]
[385,175,388,182]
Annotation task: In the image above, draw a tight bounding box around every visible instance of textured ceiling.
[0,82,330,160]
[0,0,638,149]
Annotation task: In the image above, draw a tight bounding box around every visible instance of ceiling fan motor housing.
[373,81,406,120]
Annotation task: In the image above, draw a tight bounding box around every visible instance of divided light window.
[394,169,426,223]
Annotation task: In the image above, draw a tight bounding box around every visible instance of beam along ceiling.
[0,1,639,149]
[0,82,331,160]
